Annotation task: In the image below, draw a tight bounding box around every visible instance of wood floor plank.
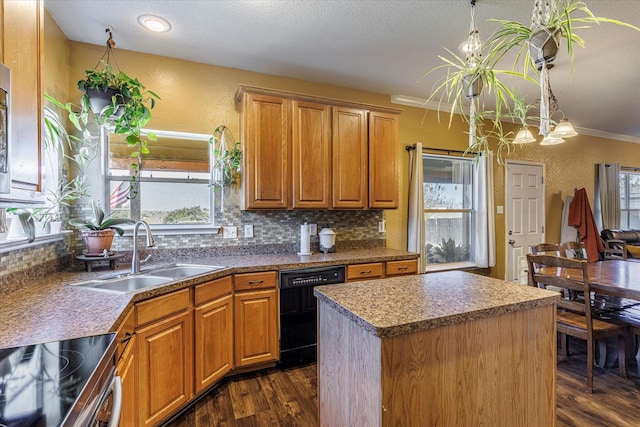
[228,375,271,419]
[167,340,640,427]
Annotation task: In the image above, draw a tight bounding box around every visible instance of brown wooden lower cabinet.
[234,288,279,367]
[385,259,418,276]
[346,260,419,282]
[346,262,384,281]
[233,271,279,368]
[194,277,234,393]
[135,289,193,426]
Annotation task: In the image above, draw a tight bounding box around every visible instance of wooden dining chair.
[530,243,566,257]
[604,239,628,260]
[561,241,587,260]
[526,254,627,393]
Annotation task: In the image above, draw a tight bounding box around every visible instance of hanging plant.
[423,0,640,160]
[45,29,160,200]
[209,125,242,188]
[484,0,640,137]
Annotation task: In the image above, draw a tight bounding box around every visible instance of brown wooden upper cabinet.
[332,106,368,208]
[0,0,44,204]
[240,92,289,209]
[236,85,400,210]
[292,100,331,209]
[368,111,399,208]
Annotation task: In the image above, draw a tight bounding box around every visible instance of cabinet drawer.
[234,271,277,291]
[136,288,191,328]
[386,259,418,276]
[346,263,384,281]
[194,276,233,306]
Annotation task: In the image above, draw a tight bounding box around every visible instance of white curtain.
[473,152,496,268]
[407,143,426,273]
[594,163,620,230]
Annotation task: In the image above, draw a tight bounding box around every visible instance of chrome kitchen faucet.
[131,220,155,274]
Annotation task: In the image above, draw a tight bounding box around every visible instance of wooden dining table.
[547,259,640,301]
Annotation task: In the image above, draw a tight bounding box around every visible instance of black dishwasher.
[278,265,346,368]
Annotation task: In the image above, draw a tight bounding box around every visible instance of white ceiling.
[45,0,640,142]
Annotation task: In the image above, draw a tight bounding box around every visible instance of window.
[104,129,215,231]
[423,154,475,270]
[620,170,640,229]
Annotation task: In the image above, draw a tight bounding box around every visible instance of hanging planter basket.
[84,87,128,118]
[463,74,484,99]
[529,27,561,67]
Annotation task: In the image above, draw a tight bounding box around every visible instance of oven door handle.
[107,376,123,427]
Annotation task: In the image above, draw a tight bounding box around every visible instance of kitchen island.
[314,271,559,427]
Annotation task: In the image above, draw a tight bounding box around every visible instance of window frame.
[102,127,220,235]
[620,168,640,229]
[423,153,477,272]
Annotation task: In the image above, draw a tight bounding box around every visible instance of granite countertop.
[313,270,560,338]
[0,248,417,349]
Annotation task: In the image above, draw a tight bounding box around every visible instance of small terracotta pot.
[81,229,116,255]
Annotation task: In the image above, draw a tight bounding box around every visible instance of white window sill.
[0,230,72,254]
[425,261,478,273]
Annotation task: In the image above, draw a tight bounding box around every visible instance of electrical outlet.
[223,226,237,239]
[378,220,386,233]
[309,223,317,236]
[244,224,254,238]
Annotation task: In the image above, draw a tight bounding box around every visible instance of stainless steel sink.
[69,275,172,293]
[68,263,225,293]
[149,264,225,279]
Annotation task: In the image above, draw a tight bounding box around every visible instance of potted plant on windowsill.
[69,201,134,255]
[6,208,36,242]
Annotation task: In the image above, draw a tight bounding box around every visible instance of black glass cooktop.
[0,333,116,427]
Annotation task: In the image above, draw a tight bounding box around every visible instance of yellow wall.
[57,39,640,279]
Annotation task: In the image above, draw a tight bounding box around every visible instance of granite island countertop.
[313,270,559,338]
[1,247,417,348]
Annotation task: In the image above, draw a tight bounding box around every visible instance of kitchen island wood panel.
[315,271,558,427]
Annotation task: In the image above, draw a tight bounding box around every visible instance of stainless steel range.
[0,333,120,426]
[278,265,346,368]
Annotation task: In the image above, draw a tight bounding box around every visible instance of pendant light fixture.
[549,117,578,138]
[545,83,577,141]
[539,135,565,145]
[513,127,537,144]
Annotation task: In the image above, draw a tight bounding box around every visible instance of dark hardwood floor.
[168,340,640,427]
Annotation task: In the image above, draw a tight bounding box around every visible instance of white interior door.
[505,161,545,283]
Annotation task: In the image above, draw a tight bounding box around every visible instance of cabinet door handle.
[249,280,264,286]
[360,270,372,275]
[397,267,408,271]
[121,332,133,344]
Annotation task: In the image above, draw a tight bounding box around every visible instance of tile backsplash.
[110,207,385,251]
[1,206,386,279]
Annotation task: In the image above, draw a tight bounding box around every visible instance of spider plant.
[422,48,536,128]
[485,0,640,75]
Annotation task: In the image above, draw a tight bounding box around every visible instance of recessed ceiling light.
[138,15,171,33]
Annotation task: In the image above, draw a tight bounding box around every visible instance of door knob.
[508,239,515,245]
